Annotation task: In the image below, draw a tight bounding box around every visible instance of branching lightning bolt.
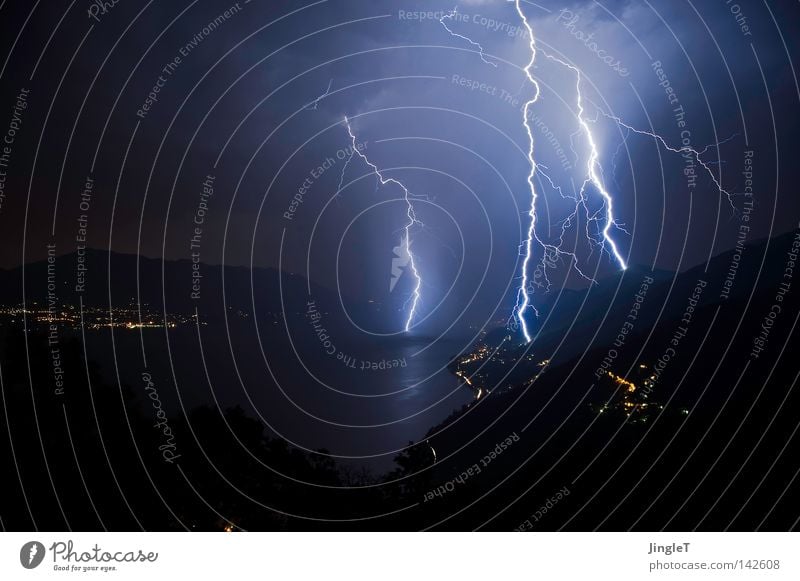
[439,7,497,67]
[433,3,588,341]
[540,49,628,271]
[343,117,422,332]
[511,43,736,341]
[511,1,630,344]
[513,0,548,343]
[591,110,738,209]
[440,2,735,344]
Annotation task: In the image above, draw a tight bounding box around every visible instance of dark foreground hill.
[413,229,800,530]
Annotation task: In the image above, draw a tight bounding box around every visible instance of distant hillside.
[480,230,799,368]
[414,229,800,530]
[0,249,343,320]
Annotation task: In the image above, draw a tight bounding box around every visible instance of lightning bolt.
[513,0,547,344]
[511,0,633,344]
[435,3,734,343]
[433,2,588,341]
[591,110,738,209]
[439,6,497,67]
[343,117,422,332]
[540,49,628,271]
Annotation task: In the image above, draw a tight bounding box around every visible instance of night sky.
[1,0,798,333]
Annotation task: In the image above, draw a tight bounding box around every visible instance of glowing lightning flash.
[343,117,422,332]
[511,1,633,343]
[438,1,733,344]
[541,50,628,271]
[513,0,545,344]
